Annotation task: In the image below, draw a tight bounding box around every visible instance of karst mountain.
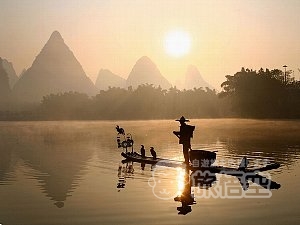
[0,57,11,105]
[126,56,171,90]
[13,31,97,102]
[1,58,18,88]
[184,65,213,90]
[95,69,126,90]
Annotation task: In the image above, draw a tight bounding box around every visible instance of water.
[0,119,299,225]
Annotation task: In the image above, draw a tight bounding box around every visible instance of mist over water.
[0,119,299,225]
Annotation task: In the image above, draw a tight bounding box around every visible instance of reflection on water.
[122,161,281,215]
[0,122,95,209]
[0,119,299,225]
[0,147,16,185]
[19,141,93,208]
[193,119,300,168]
[117,162,134,189]
[0,133,18,185]
[217,138,300,167]
[174,168,195,215]
[176,168,186,196]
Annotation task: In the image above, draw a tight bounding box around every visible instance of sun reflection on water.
[176,167,186,196]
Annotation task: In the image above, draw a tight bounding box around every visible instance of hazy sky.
[1,0,299,88]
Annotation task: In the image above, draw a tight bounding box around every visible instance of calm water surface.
[0,119,299,225]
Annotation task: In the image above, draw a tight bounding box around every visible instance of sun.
[164,30,191,58]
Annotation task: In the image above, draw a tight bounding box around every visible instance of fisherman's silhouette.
[173,116,195,164]
[140,145,146,158]
[150,147,157,160]
[116,119,281,215]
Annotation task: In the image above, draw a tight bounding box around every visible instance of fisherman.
[173,116,195,164]
[140,145,146,158]
[150,147,157,160]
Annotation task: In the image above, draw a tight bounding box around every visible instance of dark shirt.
[174,124,195,145]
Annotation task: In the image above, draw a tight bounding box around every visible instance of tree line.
[0,67,299,120]
[38,85,219,120]
[220,67,300,118]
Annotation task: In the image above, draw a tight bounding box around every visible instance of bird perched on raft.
[116,125,125,135]
[150,147,157,160]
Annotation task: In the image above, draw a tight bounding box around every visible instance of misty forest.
[1,67,299,120]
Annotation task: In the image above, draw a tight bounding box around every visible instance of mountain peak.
[184,65,213,90]
[39,31,66,56]
[13,31,97,102]
[95,69,126,90]
[0,57,11,100]
[134,56,155,68]
[126,56,171,89]
[1,58,18,88]
[187,64,198,74]
[137,56,152,62]
[49,31,64,42]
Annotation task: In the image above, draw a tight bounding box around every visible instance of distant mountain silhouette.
[13,31,97,102]
[1,58,18,88]
[174,79,184,90]
[95,69,126,90]
[0,57,11,104]
[126,56,172,89]
[174,65,212,90]
[184,65,213,90]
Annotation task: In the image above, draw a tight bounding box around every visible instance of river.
[0,119,299,225]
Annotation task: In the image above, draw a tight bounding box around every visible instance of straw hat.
[175,116,190,122]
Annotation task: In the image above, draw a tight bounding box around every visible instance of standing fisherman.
[173,116,195,164]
